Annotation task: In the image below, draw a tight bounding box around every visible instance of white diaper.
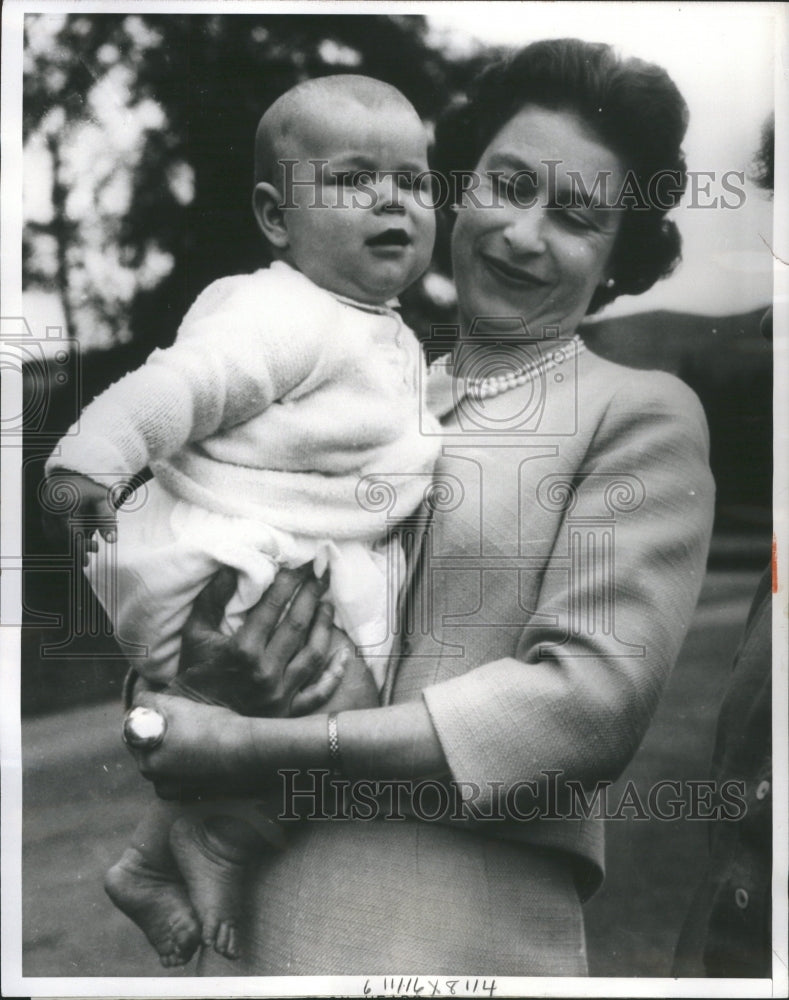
[86,479,404,689]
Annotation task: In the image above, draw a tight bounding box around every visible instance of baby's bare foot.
[169,815,263,960]
[104,847,201,967]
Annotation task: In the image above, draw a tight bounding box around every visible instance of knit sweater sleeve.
[422,373,715,801]
[46,275,326,480]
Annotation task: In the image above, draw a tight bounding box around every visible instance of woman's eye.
[491,172,538,204]
[512,175,538,203]
[488,173,507,197]
[553,206,596,232]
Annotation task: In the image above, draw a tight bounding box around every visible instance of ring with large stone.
[122,705,167,750]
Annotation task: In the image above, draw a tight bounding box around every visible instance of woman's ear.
[253,182,289,250]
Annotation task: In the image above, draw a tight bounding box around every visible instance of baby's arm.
[46,337,266,482]
[44,283,326,540]
[42,340,227,549]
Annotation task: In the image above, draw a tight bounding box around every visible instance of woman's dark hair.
[433,38,690,313]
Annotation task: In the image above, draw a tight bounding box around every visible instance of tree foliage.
[23,13,493,353]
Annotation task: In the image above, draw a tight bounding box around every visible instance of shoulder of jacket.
[584,350,706,422]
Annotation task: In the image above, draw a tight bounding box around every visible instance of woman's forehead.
[479,104,625,180]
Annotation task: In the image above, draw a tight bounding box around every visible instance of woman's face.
[450,105,626,337]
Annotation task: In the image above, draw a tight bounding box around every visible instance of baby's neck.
[272,259,398,312]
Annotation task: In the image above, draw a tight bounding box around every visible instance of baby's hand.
[42,471,119,564]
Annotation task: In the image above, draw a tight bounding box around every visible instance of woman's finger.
[289,645,349,716]
[257,571,329,666]
[126,691,244,789]
[237,565,315,647]
[278,599,334,694]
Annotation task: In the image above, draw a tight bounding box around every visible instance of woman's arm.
[132,692,448,799]
[419,371,716,801]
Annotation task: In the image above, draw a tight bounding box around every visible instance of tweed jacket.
[384,344,716,897]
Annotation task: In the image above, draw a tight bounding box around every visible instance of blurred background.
[18,5,775,981]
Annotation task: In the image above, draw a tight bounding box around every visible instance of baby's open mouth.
[366,229,411,248]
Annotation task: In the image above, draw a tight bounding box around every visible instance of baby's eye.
[328,170,373,188]
[352,170,375,188]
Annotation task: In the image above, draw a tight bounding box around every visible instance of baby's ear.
[252,183,289,249]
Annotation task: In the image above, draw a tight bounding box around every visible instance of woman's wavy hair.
[432,38,690,313]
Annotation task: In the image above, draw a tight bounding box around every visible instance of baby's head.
[253,75,435,305]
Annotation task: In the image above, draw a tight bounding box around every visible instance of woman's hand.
[172,565,348,717]
[128,690,255,799]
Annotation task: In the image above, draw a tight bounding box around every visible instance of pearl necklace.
[466,334,586,400]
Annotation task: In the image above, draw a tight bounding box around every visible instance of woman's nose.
[502,207,547,254]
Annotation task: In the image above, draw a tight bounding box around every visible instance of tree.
[23,12,493,355]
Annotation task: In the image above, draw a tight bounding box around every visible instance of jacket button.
[735,888,749,909]
[756,780,770,800]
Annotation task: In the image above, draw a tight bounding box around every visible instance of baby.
[45,75,440,965]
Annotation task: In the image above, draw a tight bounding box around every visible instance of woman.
[128,39,715,974]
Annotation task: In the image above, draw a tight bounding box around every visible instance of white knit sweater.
[47,262,443,539]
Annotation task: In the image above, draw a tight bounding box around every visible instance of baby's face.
[276,103,435,304]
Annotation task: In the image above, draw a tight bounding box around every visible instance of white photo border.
[2,2,787,997]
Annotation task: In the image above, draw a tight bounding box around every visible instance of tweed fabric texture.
[196,346,714,975]
[197,819,587,975]
[390,347,715,894]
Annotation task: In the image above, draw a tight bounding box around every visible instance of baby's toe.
[214,920,232,958]
[226,925,240,959]
[201,915,219,949]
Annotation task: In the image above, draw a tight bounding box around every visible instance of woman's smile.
[478,250,552,289]
[451,105,625,337]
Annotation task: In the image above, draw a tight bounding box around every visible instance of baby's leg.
[168,647,379,958]
[104,799,201,967]
[168,804,281,960]
[164,638,287,959]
